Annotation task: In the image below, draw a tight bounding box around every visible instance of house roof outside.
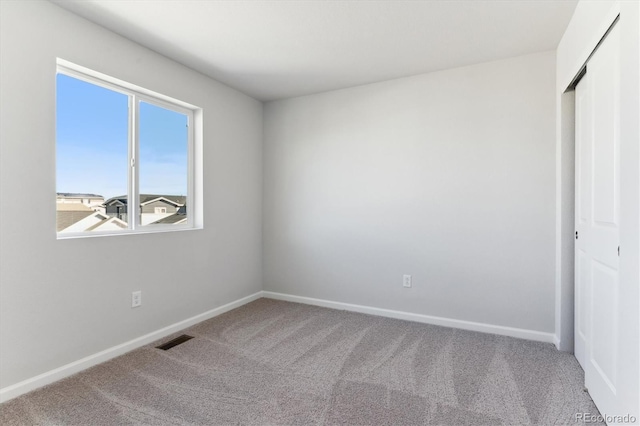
[84,215,128,231]
[56,208,94,232]
[104,194,186,206]
[56,203,93,212]
[57,192,104,199]
[58,211,129,233]
[140,196,185,207]
[150,205,187,225]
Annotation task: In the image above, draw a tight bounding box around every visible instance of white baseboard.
[553,335,561,350]
[263,291,556,344]
[0,291,263,403]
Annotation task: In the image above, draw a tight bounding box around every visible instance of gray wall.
[263,51,557,333]
[0,1,262,389]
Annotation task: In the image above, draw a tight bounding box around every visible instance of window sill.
[56,225,203,240]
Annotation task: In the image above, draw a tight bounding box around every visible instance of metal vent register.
[156,334,194,350]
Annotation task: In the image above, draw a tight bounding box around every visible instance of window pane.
[56,74,129,233]
[138,101,188,226]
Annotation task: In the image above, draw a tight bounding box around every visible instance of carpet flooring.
[1,298,603,425]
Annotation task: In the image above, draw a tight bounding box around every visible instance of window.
[56,60,199,237]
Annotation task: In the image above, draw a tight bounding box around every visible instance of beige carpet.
[1,298,602,425]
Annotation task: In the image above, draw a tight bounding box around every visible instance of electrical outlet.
[132,291,142,308]
[403,274,412,288]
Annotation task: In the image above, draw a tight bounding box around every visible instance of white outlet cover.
[403,275,412,288]
[132,291,142,308]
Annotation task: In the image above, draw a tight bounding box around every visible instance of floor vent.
[156,334,194,350]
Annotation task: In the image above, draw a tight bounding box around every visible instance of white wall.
[0,1,262,390]
[263,51,557,334]
[555,0,639,416]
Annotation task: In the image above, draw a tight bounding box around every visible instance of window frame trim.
[56,59,199,239]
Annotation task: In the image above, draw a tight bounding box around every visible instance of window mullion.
[129,94,139,231]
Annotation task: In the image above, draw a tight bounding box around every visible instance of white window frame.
[56,59,200,239]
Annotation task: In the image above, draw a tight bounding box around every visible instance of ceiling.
[51,0,578,102]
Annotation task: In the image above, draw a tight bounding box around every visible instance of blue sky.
[56,74,188,201]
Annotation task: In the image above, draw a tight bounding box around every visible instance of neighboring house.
[140,196,185,225]
[103,196,128,223]
[104,194,186,225]
[56,203,94,232]
[58,211,128,233]
[56,193,104,212]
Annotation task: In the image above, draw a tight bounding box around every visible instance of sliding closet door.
[575,22,621,417]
